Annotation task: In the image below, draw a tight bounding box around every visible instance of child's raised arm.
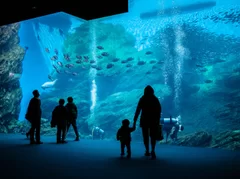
[129,126,136,132]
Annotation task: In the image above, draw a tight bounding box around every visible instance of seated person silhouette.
[117,119,136,159]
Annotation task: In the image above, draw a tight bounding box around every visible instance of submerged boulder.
[168,130,240,151]
[211,130,240,151]
[171,131,212,147]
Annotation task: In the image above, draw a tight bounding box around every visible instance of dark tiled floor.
[0,134,240,178]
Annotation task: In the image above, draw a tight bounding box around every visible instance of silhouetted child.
[116,119,136,158]
[51,99,68,144]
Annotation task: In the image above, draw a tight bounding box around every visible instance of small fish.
[97,46,104,50]
[25,46,29,51]
[91,65,97,69]
[213,59,226,63]
[106,63,114,69]
[97,55,103,59]
[76,55,82,60]
[76,60,82,64]
[149,60,156,64]
[37,35,41,41]
[72,72,78,76]
[196,64,204,68]
[137,61,145,65]
[126,57,134,62]
[57,61,63,67]
[126,69,133,73]
[45,48,50,53]
[56,69,61,74]
[205,80,213,83]
[96,66,102,70]
[146,71,151,74]
[199,68,208,72]
[64,54,70,61]
[65,64,74,68]
[157,60,164,64]
[112,58,119,62]
[52,55,58,60]
[126,64,132,67]
[83,56,89,60]
[64,70,71,74]
[48,75,54,81]
[152,65,157,69]
[101,52,109,56]
[90,60,96,64]
[59,29,64,36]
[53,64,58,70]
[121,60,127,64]
[145,51,153,55]
[54,49,58,55]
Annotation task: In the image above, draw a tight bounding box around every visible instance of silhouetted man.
[25,90,43,144]
[65,97,79,141]
[133,85,161,159]
[52,99,68,144]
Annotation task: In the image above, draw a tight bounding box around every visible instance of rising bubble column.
[89,22,98,122]
[171,0,188,112]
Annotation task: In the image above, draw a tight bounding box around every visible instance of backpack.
[51,107,58,127]
[66,103,77,119]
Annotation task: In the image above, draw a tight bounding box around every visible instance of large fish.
[41,79,58,90]
[140,1,216,19]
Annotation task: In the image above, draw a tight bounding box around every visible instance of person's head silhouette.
[144,85,154,96]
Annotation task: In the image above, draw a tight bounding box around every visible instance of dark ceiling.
[0,0,129,26]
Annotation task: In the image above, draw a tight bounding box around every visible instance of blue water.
[14,0,240,140]
[18,22,49,120]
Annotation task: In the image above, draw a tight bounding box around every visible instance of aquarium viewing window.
[0,0,240,150]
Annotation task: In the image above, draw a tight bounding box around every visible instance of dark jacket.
[25,97,42,122]
[116,126,135,143]
[51,105,68,127]
[65,102,78,120]
[133,94,161,127]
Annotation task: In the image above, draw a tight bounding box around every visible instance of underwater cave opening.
[18,21,49,121]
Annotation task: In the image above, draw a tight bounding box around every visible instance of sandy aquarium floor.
[0,134,240,178]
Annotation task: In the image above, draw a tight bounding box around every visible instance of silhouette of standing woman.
[133,85,161,159]
[25,90,43,144]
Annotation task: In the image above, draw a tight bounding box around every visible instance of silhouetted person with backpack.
[133,85,161,159]
[65,97,79,141]
[25,90,43,144]
[51,99,68,144]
